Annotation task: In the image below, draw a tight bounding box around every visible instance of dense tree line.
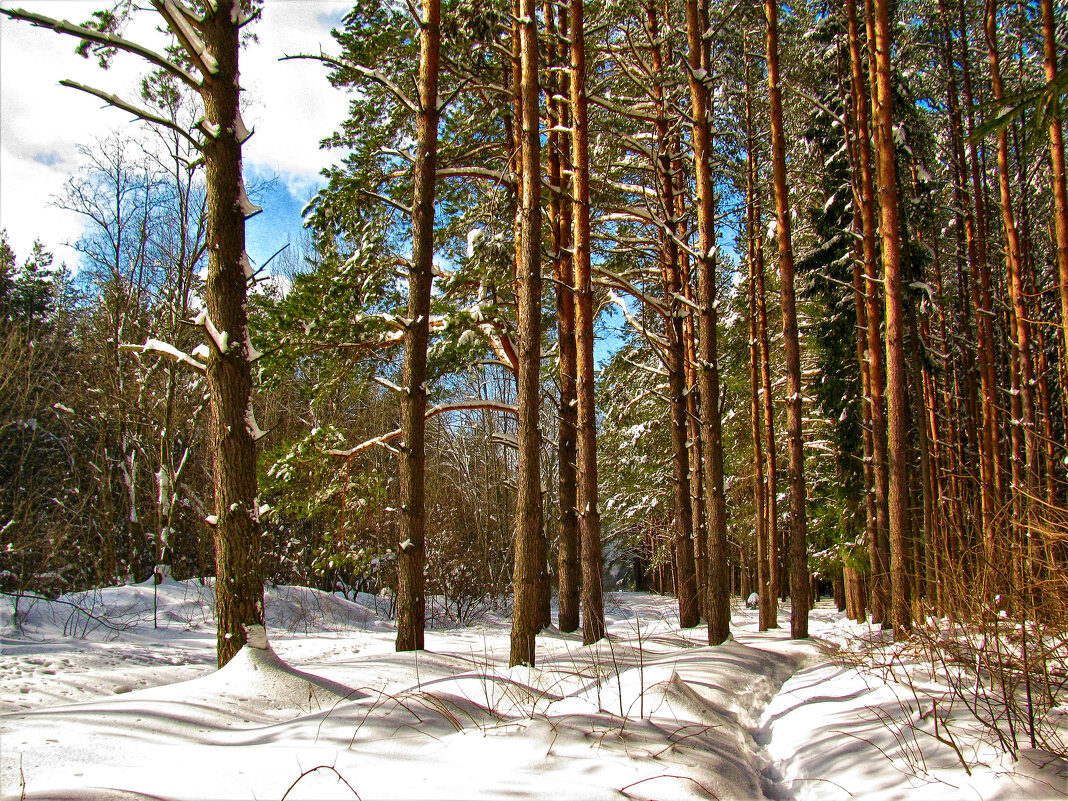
[3,0,1066,672]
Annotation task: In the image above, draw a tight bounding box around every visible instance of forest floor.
[0,580,1065,800]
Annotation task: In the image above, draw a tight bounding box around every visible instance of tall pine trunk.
[651,4,699,630]
[745,62,771,630]
[686,0,728,644]
[754,200,780,622]
[847,0,890,625]
[396,0,441,653]
[570,0,605,646]
[766,0,808,638]
[1042,0,1068,418]
[203,0,264,667]
[510,0,544,667]
[957,0,1003,558]
[869,0,911,637]
[548,2,580,635]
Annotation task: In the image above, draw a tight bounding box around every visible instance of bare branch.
[59,80,203,151]
[281,53,418,114]
[405,0,425,28]
[327,400,519,458]
[784,82,849,128]
[594,264,671,319]
[120,339,206,373]
[0,7,201,90]
[438,77,470,112]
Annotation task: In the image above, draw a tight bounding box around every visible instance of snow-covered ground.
[1,579,1065,800]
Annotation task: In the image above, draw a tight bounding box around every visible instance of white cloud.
[0,1,350,269]
[242,1,351,197]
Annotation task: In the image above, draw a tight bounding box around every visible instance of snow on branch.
[245,402,267,442]
[0,7,201,90]
[360,189,411,216]
[621,386,665,418]
[236,178,262,219]
[438,77,471,113]
[436,166,514,187]
[606,290,670,351]
[373,376,404,395]
[327,400,518,458]
[594,265,670,320]
[192,310,229,354]
[120,338,207,373]
[588,94,658,123]
[477,324,519,374]
[622,354,668,378]
[59,81,203,151]
[151,0,218,78]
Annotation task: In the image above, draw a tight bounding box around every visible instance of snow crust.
[1,585,1064,801]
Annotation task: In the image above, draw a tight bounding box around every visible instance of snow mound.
[989,749,1068,801]
[144,637,363,715]
[646,669,741,729]
[0,580,391,642]
[264,584,388,633]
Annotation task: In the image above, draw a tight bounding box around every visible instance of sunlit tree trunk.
[570,0,605,646]
[766,0,808,639]
[847,0,889,625]
[754,191,779,626]
[396,0,441,654]
[1041,0,1068,419]
[196,0,264,667]
[957,0,1003,558]
[745,60,771,630]
[548,1,579,635]
[686,0,727,644]
[510,0,544,667]
[649,3,698,629]
[869,0,911,637]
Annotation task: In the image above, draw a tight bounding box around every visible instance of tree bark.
[957,0,1003,558]
[687,0,728,645]
[570,0,605,646]
[869,0,911,637]
[548,2,579,635]
[200,0,264,667]
[396,0,441,653]
[754,195,780,626]
[847,0,890,626]
[509,0,544,667]
[766,0,808,639]
[1042,0,1068,421]
[745,49,771,632]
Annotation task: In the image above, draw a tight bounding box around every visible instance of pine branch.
[59,80,202,150]
[438,77,470,112]
[360,189,412,216]
[281,53,418,114]
[436,166,515,187]
[0,7,201,90]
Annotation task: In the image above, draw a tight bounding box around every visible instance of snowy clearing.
[1,581,1065,800]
